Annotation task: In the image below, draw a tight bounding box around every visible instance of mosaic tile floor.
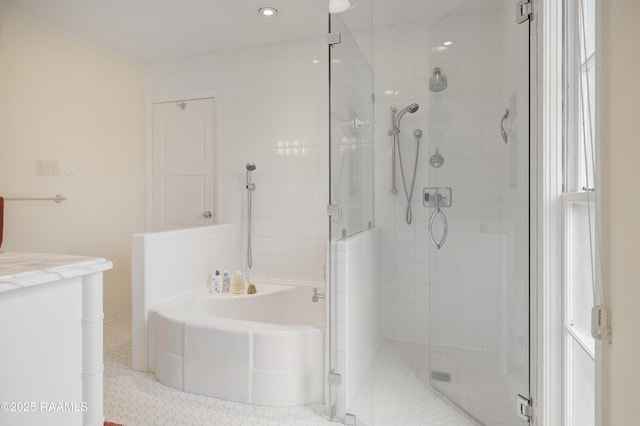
[104,317,479,425]
[429,346,514,426]
[350,342,479,426]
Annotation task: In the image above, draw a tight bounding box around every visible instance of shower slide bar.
[389,103,420,224]
[245,163,257,270]
[4,195,66,203]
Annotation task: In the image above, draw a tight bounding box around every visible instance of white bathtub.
[147,282,324,407]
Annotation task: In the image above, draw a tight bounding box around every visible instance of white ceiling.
[0,0,469,64]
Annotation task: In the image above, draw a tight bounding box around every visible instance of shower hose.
[395,129,421,225]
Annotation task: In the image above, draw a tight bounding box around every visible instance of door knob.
[202,210,212,219]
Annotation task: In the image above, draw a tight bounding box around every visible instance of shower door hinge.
[344,413,357,426]
[327,32,342,45]
[327,369,342,385]
[516,0,532,24]
[516,395,533,422]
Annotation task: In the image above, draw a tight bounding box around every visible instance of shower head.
[406,103,420,114]
[430,67,447,92]
[245,163,257,187]
[393,103,420,128]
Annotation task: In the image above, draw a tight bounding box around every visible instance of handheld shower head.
[406,103,420,114]
[245,163,257,187]
[393,103,420,128]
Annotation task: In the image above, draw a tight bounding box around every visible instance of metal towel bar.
[4,194,66,203]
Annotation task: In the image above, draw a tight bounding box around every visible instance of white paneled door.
[152,98,215,230]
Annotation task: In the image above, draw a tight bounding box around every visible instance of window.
[564,0,596,193]
[562,0,598,425]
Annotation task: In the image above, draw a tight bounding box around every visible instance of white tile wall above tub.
[143,35,328,286]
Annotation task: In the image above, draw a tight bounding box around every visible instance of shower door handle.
[202,210,212,219]
[500,108,509,144]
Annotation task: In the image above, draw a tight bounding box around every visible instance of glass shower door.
[427,1,531,425]
[328,21,374,241]
[327,9,375,425]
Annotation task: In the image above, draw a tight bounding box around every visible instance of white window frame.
[561,0,601,425]
[562,192,596,426]
[538,0,603,425]
[537,0,564,424]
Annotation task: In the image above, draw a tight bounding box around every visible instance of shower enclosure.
[426,1,530,424]
[327,0,531,424]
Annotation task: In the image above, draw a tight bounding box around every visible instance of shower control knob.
[202,210,212,219]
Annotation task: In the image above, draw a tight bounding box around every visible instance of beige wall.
[0,9,142,305]
[600,0,640,424]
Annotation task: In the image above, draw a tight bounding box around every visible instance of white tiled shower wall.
[143,36,329,285]
[371,18,434,344]
[372,3,524,351]
[426,0,528,360]
[426,6,511,352]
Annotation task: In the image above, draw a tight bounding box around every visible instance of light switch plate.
[62,161,77,177]
[36,160,59,176]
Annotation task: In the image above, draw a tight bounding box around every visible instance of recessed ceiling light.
[329,0,351,14]
[258,7,278,17]
[443,41,453,46]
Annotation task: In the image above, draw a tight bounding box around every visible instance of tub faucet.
[312,288,325,303]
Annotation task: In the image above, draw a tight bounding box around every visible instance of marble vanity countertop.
[0,251,113,293]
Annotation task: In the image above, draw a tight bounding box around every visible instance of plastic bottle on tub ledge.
[222,271,231,294]
[232,270,245,294]
[212,270,222,294]
[208,267,214,291]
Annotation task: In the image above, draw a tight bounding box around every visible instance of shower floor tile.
[350,341,479,426]
[104,317,477,425]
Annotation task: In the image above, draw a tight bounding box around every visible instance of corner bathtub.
[147,282,324,406]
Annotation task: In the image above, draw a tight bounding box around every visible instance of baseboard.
[104,299,131,323]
